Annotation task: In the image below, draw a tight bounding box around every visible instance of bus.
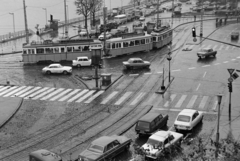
[29,149,62,161]
[105,33,153,57]
[114,14,127,25]
[22,38,103,64]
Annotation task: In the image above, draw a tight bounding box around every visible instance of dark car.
[231,32,239,40]
[135,111,168,136]
[79,135,132,161]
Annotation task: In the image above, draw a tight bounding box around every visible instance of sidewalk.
[0,96,23,128]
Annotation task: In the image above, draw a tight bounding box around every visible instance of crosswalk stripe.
[186,95,198,108]
[212,45,218,50]
[144,93,158,106]
[67,89,89,102]
[0,86,11,92]
[219,45,225,50]
[175,95,187,108]
[18,87,42,97]
[164,94,177,107]
[32,88,56,100]
[50,89,72,101]
[4,86,27,97]
[212,100,218,110]
[13,86,34,97]
[40,88,65,100]
[0,86,4,89]
[130,92,146,106]
[115,92,132,105]
[199,96,208,109]
[231,46,236,50]
[225,45,230,50]
[76,90,96,103]
[84,90,104,103]
[58,89,81,102]
[0,86,18,96]
[101,91,119,104]
[206,45,211,49]
[200,45,206,49]
[25,87,49,99]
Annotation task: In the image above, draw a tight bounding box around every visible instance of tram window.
[46,48,53,53]
[61,47,65,53]
[23,49,27,54]
[135,40,140,46]
[123,42,129,47]
[141,39,145,44]
[54,48,59,53]
[83,46,89,51]
[146,39,149,43]
[106,43,110,49]
[32,49,35,54]
[130,41,134,46]
[67,47,73,52]
[37,48,44,54]
[112,43,116,49]
[118,43,122,48]
[28,49,32,54]
[153,37,157,42]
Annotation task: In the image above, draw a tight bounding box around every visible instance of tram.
[151,29,172,49]
[22,39,103,64]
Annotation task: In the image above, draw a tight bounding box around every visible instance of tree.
[90,0,103,27]
[129,0,142,7]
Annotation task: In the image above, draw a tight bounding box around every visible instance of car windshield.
[87,144,104,153]
[201,49,209,52]
[147,138,163,147]
[137,121,149,129]
[177,115,191,122]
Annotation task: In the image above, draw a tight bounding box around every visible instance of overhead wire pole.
[103,0,107,56]
[200,0,203,37]
[42,8,47,26]
[23,0,29,44]
[172,0,174,27]
[157,0,159,28]
[9,13,16,51]
[64,0,68,38]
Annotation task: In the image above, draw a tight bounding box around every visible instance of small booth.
[101,73,112,86]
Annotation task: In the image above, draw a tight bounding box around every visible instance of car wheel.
[46,71,51,75]
[63,70,68,75]
[77,64,81,68]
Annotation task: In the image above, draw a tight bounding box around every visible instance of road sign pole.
[229,82,232,121]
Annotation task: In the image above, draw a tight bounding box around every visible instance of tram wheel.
[46,71,51,75]
[77,64,81,68]
[63,71,68,75]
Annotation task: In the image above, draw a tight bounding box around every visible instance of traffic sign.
[193,38,197,42]
[228,77,233,82]
[227,68,235,75]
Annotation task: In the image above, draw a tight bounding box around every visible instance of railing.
[0,29,34,42]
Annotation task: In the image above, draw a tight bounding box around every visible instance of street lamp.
[9,13,15,51]
[42,8,47,26]
[167,53,172,83]
[215,94,223,158]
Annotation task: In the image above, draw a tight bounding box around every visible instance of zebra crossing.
[0,85,219,112]
[184,44,239,51]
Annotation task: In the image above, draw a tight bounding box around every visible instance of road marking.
[32,88,56,100]
[152,108,217,114]
[219,45,225,50]
[25,87,49,99]
[50,89,73,101]
[143,93,158,106]
[212,100,218,111]
[101,91,119,104]
[18,87,42,98]
[214,63,220,65]
[213,45,218,50]
[115,91,132,105]
[196,84,201,91]
[203,72,207,78]
[0,86,18,96]
[130,92,146,105]
[199,96,208,109]
[76,90,96,103]
[84,90,104,103]
[202,65,210,67]
[129,74,139,76]
[40,88,65,100]
[0,86,11,92]
[237,56,240,59]
[200,44,206,49]
[175,95,187,108]
[0,86,4,89]
[223,61,228,63]
[231,59,236,61]
[188,67,196,70]
[13,86,34,97]
[172,69,181,72]
[231,46,236,50]
[58,89,81,102]
[225,46,230,50]
[157,71,163,74]
[206,45,212,49]
[164,94,177,107]
[187,95,198,108]
[67,89,89,102]
[144,73,152,75]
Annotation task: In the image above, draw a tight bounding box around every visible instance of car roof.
[150,131,170,142]
[91,136,116,147]
[129,58,142,61]
[49,63,61,66]
[138,112,161,122]
[202,48,212,50]
[179,109,197,116]
[77,56,88,59]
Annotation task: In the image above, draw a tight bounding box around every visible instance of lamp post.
[167,53,172,83]
[215,94,223,158]
[171,0,174,27]
[42,8,47,26]
[200,0,203,37]
[9,13,16,51]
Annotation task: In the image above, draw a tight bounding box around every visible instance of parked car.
[118,26,129,33]
[174,109,203,132]
[42,64,72,75]
[123,58,151,69]
[109,28,122,37]
[135,111,168,136]
[197,47,217,59]
[133,20,143,28]
[72,56,92,68]
[78,135,132,161]
[139,16,145,21]
[231,32,239,40]
[79,28,88,36]
[142,130,183,160]
[98,32,112,41]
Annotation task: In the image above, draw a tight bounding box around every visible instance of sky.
[0,0,131,36]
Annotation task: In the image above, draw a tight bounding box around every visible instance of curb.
[155,76,175,94]
[0,98,23,129]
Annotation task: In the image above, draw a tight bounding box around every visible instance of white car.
[174,109,203,132]
[72,56,92,68]
[142,130,183,160]
[42,64,72,75]
[98,32,112,41]
[79,28,88,36]
[139,16,145,21]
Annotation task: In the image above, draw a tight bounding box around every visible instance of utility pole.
[64,0,68,38]
[172,0,174,27]
[200,0,203,37]
[9,13,16,50]
[42,8,47,26]
[103,7,107,56]
[23,0,29,44]
[228,82,232,120]
[157,0,159,28]
[215,94,223,159]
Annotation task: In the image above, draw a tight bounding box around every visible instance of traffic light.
[228,82,232,92]
[192,27,196,37]
[50,14,53,22]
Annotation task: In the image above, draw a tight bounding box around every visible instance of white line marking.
[206,45,212,49]
[114,92,132,105]
[172,69,181,72]
[212,101,218,110]
[237,56,240,59]
[58,89,81,102]
[188,67,196,70]
[157,71,163,74]
[175,95,187,108]
[231,46,236,50]
[18,87,42,98]
[143,93,158,105]
[225,46,230,50]
[25,87,49,99]
[76,90,96,103]
[203,72,207,78]
[231,59,236,61]
[32,88,56,100]
[50,89,72,101]
[152,108,217,114]
[196,84,201,91]
[187,95,198,108]
[213,45,218,50]
[202,65,210,67]
[144,73,152,75]
[214,63,220,65]
[130,92,146,105]
[84,90,104,103]
[0,86,11,92]
[0,86,18,96]
[164,94,177,107]
[219,45,225,50]
[101,91,119,104]
[13,86,34,97]
[67,89,89,102]
[129,74,139,76]
[199,96,208,109]
[0,86,4,89]
[40,88,65,100]
[223,61,228,63]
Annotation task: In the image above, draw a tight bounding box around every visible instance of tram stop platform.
[0,97,23,128]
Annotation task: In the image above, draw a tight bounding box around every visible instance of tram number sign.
[193,38,197,42]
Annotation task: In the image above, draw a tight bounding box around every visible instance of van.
[135,112,168,136]
[114,14,127,25]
